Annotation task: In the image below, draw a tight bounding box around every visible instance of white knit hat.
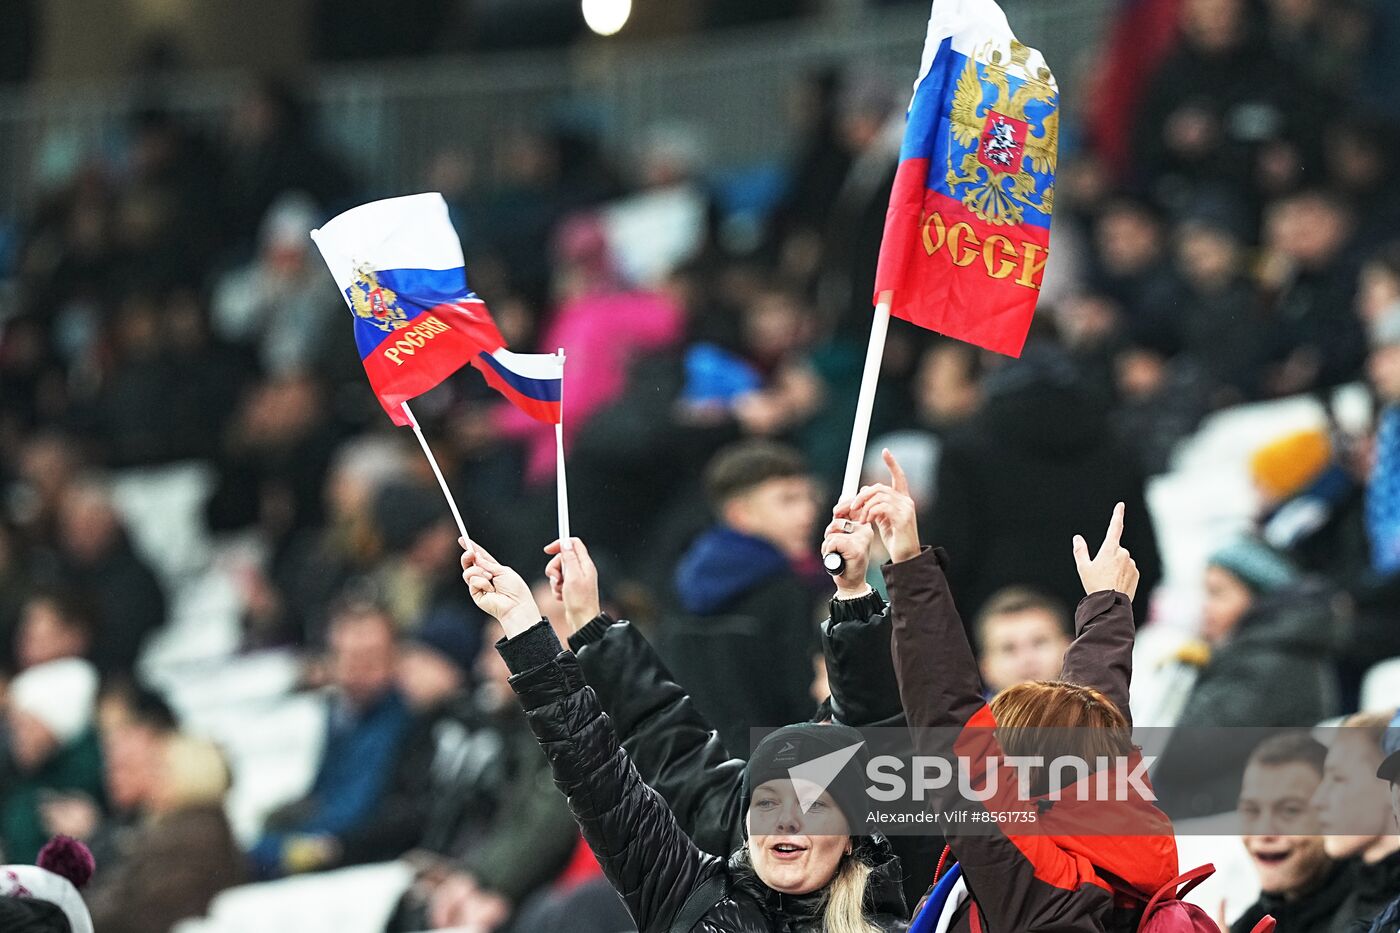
[9,658,98,745]
[0,865,94,933]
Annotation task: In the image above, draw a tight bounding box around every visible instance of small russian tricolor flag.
[472,347,564,425]
[311,193,565,426]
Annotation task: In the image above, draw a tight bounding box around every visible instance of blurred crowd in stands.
[2,0,1400,930]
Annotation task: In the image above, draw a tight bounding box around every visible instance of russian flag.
[311,193,562,426]
[472,347,564,425]
[873,0,1059,357]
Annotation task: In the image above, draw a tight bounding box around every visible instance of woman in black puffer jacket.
[460,541,908,933]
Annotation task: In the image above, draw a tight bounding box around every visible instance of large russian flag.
[311,193,563,426]
[874,0,1059,357]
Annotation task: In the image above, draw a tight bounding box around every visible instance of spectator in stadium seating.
[1187,538,1337,728]
[248,603,410,878]
[9,435,82,551]
[493,212,685,492]
[220,79,353,251]
[547,519,943,910]
[212,192,350,378]
[973,587,1073,696]
[1313,710,1400,931]
[383,616,579,932]
[459,542,909,933]
[661,440,822,756]
[1252,429,1368,585]
[0,658,103,863]
[866,457,1181,932]
[281,606,576,923]
[86,736,245,933]
[1231,733,1352,933]
[1087,196,1173,323]
[1137,203,1263,405]
[1358,244,1400,331]
[367,483,482,647]
[14,592,93,673]
[36,683,179,875]
[38,478,165,677]
[1109,332,1213,477]
[262,437,410,648]
[1153,538,1339,818]
[1365,712,1400,933]
[1132,0,1302,207]
[928,339,1162,625]
[1257,190,1366,397]
[204,373,340,551]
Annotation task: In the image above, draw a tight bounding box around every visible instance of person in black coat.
[542,526,941,910]
[928,341,1162,625]
[459,540,909,933]
[661,441,824,757]
[36,480,165,678]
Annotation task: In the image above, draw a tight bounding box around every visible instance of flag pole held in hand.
[402,401,470,546]
[555,348,572,551]
[827,290,893,575]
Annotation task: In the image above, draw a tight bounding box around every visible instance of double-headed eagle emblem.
[947,40,1058,226]
[349,265,410,333]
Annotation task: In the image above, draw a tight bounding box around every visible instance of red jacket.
[887,547,1178,933]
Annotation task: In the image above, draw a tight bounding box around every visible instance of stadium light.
[582,0,631,36]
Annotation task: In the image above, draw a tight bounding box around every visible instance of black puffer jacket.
[570,595,942,910]
[498,620,909,933]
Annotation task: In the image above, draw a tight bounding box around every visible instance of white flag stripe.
[310,193,465,295]
[491,348,565,381]
[912,0,1056,102]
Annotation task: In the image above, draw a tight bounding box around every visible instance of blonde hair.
[155,736,231,813]
[822,854,882,933]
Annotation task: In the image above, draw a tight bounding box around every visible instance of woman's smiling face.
[746,778,851,895]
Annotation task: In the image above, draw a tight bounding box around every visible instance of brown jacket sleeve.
[885,548,1120,933]
[1057,591,1136,728]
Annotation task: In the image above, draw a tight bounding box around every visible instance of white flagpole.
[554,348,572,550]
[826,290,893,576]
[401,400,470,546]
[841,290,894,500]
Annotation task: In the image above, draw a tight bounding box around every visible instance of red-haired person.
[845,450,1185,933]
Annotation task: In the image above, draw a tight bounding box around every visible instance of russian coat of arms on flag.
[875,0,1059,357]
[311,193,563,427]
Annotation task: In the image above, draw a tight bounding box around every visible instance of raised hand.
[844,449,921,563]
[543,537,602,633]
[821,510,876,598]
[1071,503,1140,600]
[460,538,541,637]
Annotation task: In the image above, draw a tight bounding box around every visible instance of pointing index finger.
[1099,502,1125,557]
[883,448,911,498]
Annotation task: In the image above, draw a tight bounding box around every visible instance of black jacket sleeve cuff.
[496,620,563,676]
[829,590,886,624]
[566,612,616,653]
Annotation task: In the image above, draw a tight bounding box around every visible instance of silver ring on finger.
[842,520,855,534]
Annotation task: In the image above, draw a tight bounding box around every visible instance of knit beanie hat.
[1207,537,1297,594]
[406,610,477,678]
[9,659,98,745]
[0,836,95,933]
[743,723,872,834]
[1250,429,1332,502]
